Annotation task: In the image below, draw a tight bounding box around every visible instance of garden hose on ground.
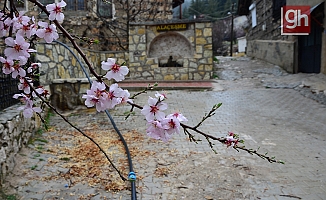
[54,41,137,200]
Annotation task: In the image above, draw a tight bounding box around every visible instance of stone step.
[118,80,214,90]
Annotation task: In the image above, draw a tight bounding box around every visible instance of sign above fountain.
[156,23,188,32]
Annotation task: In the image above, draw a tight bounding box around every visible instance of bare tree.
[62,0,173,51]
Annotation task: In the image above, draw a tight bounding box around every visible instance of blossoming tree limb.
[1,0,283,181]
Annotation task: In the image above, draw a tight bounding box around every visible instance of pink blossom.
[12,11,31,32]
[32,87,46,98]
[0,17,12,37]
[36,21,59,43]
[161,116,181,135]
[11,57,27,78]
[107,83,123,109]
[119,89,133,104]
[225,132,239,147]
[28,63,41,73]
[18,78,33,94]
[101,58,129,82]
[146,120,171,142]
[17,17,37,38]
[0,56,14,75]
[167,112,188,122]
[155,91,167,101]
[4,35,30,60]
[46,0,66,22]
[13,94,42,118]
[141,97,167,121]
[82,81,109,112]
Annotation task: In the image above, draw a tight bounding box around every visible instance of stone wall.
[36,42,128,110]
[245,1,297,73]
[247,40,296,73]
[128,20,213,80]
[36,42,128,86]
[0,105,44,186]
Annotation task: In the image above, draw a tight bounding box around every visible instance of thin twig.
[26,79,127,181]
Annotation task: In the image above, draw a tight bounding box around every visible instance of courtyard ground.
[3,56,326,200]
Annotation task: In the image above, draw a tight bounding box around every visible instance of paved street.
[3,57,326,199]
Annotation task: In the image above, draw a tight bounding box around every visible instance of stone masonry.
[35,42,127,110]
[0,105,44,186]
[128,20,213,81]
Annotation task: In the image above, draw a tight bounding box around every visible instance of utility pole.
[230,2,235,57]
[179,0,182,19]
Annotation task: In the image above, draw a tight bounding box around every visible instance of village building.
[238,0,326,74]
[0,0,214,183]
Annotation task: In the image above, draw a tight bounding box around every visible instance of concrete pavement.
[2,57,326,199]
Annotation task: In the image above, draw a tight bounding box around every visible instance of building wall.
[245,0,326,75]
[247,39,295,72]
[128,21,213,81]
[322,3,326,74]
[245,0,296,73]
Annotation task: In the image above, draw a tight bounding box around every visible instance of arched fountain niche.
[148,32,193,67]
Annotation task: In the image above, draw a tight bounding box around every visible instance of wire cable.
[54,40,137,200]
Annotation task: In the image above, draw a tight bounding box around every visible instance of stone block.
[46,49,53,60]
[142,71,152,77]
[204,44,212,50]
[36,44,45,54]
[133,35,140,43]
[137,44,146,51]
[129,44,136,51]
[164,74,175,80]
[129,62,140,67]
[181,74,189,80]
[204,72,212,79]
[196,23,205,29]
[37,55,50,62]
[204,28,212,37]
[204,50,212,57]
[146,59,154,65]
[196,29,202,37]
[205,64,213,71]
[194,73,202,80]
[199,58,207,64]
[138,28,146,35]
[196,46,203,54]
[196,38,207,45]
[198,64,204,71]
[189,61,197,69]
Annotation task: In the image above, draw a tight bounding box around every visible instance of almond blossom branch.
[25,79,127,181]
[130,83,158,99]
[127,101,283,164]
[234,146,285,164]
[194,103,222,129]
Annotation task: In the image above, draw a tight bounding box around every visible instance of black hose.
[53,41,137,200]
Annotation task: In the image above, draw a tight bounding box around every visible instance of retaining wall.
[0,105,44,186]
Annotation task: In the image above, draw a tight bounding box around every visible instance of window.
[249,3,257,28]
[273,0,286,20]
[97,0,112,17]
[66,0,87,11]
